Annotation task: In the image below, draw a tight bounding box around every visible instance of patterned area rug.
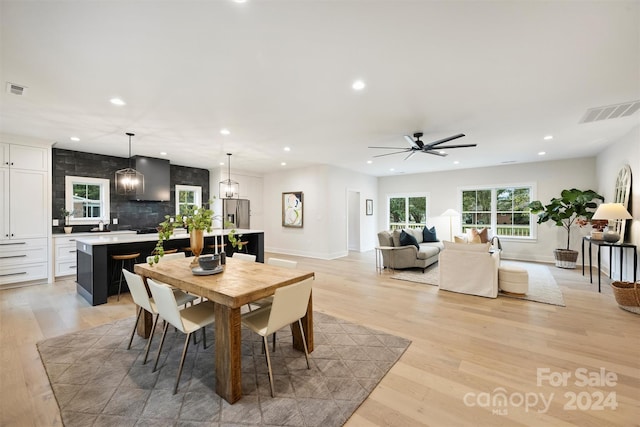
[391,261,565,306]
[37,312,410,427]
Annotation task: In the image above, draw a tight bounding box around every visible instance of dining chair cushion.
[147,279,215,334]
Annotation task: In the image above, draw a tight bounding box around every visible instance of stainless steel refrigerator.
[222,199,250,229]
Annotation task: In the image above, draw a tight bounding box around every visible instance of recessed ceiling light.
[366,160,372,164]
[453,161,460,165]
[284,147,291,152]
[281,162,287,166]
[389,168,395,171]
[220,128,230,135]
[543,135,553,140]
[439,150,446,155]
[219,162,225,166]
[352,80,366,91]
[70,136,80,142]
[538,151,546,156]
[160,152,167,156]
[110,97,126,106]
[233,0,247,3]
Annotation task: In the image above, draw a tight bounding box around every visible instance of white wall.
[377,157,598,263]
[263,165,377,259]
[596,125,639,281]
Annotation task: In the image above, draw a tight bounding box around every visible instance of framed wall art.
[366,199,373,215]
[282,191,303,227]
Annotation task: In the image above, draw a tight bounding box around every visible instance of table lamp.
[591,203,632,243]
[441,209,460,242]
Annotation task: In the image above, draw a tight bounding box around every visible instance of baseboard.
[264,246,348,260]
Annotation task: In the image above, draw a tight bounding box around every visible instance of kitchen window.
[65,176,110,225]
[176,185,202,215]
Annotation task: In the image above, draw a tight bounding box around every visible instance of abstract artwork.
[366,199,373,215]
[282,191,303,227]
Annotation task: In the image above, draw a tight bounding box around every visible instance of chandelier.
[115,132,144,195]
[219,153,239,199]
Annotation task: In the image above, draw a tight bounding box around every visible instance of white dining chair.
[122,269,198,364]
[147,278,216,394]
[145,251,187,264]
[233,252,256,262]
[267,257,298,269]
[241,277,313,397]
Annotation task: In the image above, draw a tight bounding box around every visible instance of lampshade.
[219,153,239,199]
[441,208,460,217]
[592,203,632,220]
[115,132,144,195]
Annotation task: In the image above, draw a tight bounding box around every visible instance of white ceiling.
[1,1,639,177]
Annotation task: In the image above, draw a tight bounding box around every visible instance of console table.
[581,237,637,293]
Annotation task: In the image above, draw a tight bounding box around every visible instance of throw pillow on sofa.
[468,228,489,243]
[400,230,420,249]
[422,226,438,242]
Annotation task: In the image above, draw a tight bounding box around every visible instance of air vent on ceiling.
[579,100,640,123]
[6,82,27,96]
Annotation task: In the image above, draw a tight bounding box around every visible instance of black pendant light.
[115,132,144,195]
[219,153,239,199]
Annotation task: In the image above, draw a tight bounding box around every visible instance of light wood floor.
[1,251,638,426]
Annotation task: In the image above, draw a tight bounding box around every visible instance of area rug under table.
[37,311,410,427]
[391,261,565,306]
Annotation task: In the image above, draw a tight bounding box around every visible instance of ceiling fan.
[369,132,476,160]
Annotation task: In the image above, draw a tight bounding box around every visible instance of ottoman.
[499,265,529,295]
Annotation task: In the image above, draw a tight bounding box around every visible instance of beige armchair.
[438,241,500,298]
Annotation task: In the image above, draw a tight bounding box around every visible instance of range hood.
[129,156,170,201]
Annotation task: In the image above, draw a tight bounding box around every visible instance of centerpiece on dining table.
[152,202,214,267]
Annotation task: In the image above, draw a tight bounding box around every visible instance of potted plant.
[60,208,75,233]
[152,202,214,266]
[528,188,604,268]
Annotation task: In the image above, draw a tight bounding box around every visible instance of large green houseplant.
[528,188,604,268]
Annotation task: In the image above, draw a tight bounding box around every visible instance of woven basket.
[554,249,578,269]
[611,281,640,314]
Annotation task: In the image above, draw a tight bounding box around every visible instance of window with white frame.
[461,185,534,238]
[65,176,110,225]
[175,185,202,215]
[387,194,429,230]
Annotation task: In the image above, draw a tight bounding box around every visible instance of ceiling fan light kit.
[369,132,476,160]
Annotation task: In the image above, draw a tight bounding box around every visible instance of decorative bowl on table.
[198,254,219,270]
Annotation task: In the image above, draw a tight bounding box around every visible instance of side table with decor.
[611,281,640,314]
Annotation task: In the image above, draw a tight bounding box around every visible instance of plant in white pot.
[528,188,604,268]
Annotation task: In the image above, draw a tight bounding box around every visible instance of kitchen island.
[75,229,264,305]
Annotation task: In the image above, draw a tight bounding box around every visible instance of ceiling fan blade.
[423,150,448,157]
[404,135,420,149]
[368,146,408,149]
[425,133,466,148]
[430,143,477,149]
[372,149,411,158]
[404,151,417,161]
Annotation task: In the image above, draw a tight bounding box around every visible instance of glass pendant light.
[115,132,144,195]
[219,153,239,199]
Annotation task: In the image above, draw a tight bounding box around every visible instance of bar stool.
[111,252,141,301]
[236,241,249,253]
[206,243,225,254]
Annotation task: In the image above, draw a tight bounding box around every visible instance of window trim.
[386,192,431,230]
[458,182,537,240]
[175,184,202,215]
[65,176,111,225]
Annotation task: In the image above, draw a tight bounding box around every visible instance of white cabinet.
[54,235,78,277]
[0,141,50,286]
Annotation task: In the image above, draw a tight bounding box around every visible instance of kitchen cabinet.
[0,141,50,286]
[54,235,79,277]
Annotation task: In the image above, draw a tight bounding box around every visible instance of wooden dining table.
[134,256,315,404]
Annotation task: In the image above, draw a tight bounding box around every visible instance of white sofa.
[438,241,501,298]
[377,228,444,272]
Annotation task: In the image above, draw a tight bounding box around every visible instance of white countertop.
[53,231,136,239]
[74,229,262,246]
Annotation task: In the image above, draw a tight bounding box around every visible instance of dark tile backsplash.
[52,148,209,232]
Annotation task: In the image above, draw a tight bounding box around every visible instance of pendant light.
[115,132,144,195]
[219,153,239,199]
